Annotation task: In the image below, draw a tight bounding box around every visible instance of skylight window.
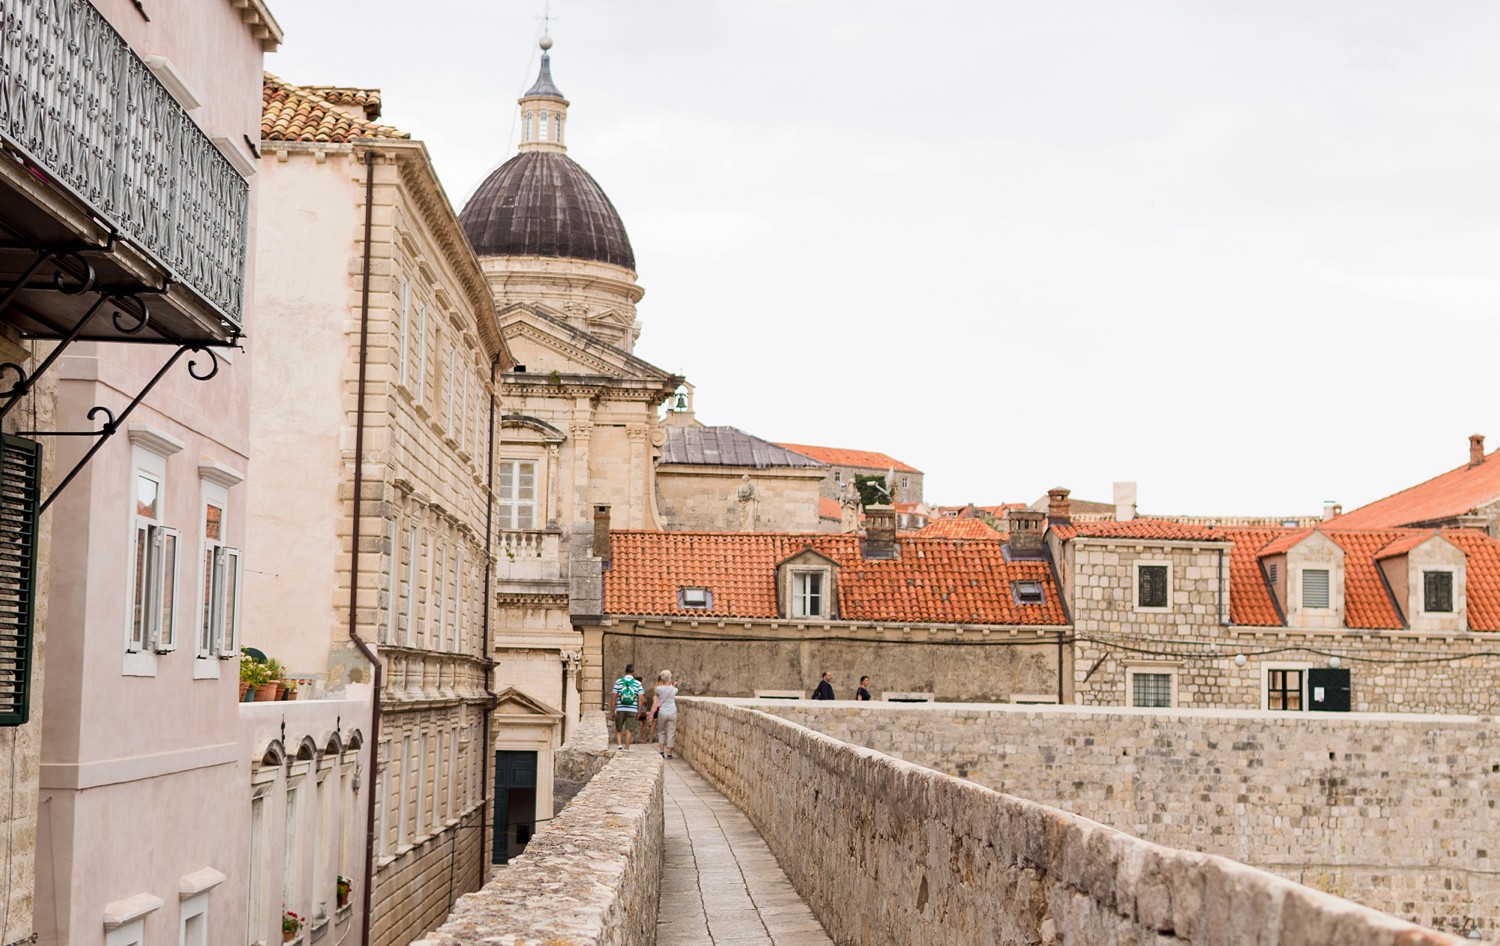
[1012,580,1043,605]
[678,587,712,609]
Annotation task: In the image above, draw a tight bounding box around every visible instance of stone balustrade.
[496,529,562,581]
[675,698,1466,946]
[412,749,663,946]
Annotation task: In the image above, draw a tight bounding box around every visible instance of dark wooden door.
[492,750,537,864]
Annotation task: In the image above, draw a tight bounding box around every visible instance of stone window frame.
[1421,568,1455,614]
[1125,663,1179,709]
[776,548,839,621]
[1132,559,1173,613]
[1260,661,1311,712]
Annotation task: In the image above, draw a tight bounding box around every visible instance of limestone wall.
[413,750,663,946]
[655,465,823,532]
[676,699,1464,946]
[756,701,1498,938]
[554,709,612,811]
[597,623,1060,704]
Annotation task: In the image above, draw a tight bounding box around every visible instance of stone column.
[626,422,649,529]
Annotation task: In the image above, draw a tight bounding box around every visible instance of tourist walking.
[855,676,872,701]
[611,664,644,750]
[651,670,680,758]
[811,671,835,700]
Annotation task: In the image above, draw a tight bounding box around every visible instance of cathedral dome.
[459,151,636,271]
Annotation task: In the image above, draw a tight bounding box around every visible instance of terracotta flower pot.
[239,681,250,701]
[253,682,279,702]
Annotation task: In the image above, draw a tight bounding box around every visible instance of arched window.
[523,114,532,141]
[538,111,548,141]
[554,114,563,144]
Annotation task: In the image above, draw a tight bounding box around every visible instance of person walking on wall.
[611,664,644,750]
[856,675,872,701]
[651,670,680,759]
[812,671,835,700]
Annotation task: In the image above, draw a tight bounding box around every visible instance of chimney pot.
[592,505,612,560]
[861,504,899,559]
[1006,509,1046,552]
[1321,500,1339,522]
[1112,481,1137,522]
[1471,433,1485,469]
[1047,487,1072,524]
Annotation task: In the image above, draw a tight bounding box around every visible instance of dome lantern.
[519,38,568,154]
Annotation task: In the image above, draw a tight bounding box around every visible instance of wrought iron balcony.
[0,0,249,343]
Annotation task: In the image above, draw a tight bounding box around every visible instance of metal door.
[1308,668,1351,712]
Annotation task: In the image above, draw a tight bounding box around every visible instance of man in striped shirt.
[611,664,644,750]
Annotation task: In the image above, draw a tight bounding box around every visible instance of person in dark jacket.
[855,676,872,701]
[812,671,835,700]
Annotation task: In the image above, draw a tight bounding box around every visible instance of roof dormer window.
[792,570,825,618]
[1423,571,1453,613]
[1302,569,1331,609]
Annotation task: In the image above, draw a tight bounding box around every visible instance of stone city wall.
[554,710,613,812]
[414,750,663,946]
[676,699,1464,946]
[757,701,1498,938]
[597,623,1059,704]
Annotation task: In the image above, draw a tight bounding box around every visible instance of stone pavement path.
[656,757,835,946]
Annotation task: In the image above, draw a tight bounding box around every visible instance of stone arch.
[294,735,319,762]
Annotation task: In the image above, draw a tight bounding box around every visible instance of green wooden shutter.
[0,435,42,726]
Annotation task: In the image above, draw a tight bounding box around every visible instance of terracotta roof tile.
[773,443,921,474]
[1219,527,1284,626]
[918,518,1003,539]
[262,73,410,144]
[1051,520,1232,543]
[1255,530,1313,558]
[1373,531,1438,560]
[603,532,1065,626]
[1331,450,1500,529]
[301,85,383,119]
[818,497,841,521]
[1445,531,1500,630]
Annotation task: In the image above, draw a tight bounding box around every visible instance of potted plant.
[264,658,287,699]
[237,658,256,701]
[282,909,305,942]
[247,660,278,703]
[335,875,351,908]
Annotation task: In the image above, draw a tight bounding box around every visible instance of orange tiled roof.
[301,85,383,118]
[603,532,1066,626]
[817,497,841,521]
[1331,451,1500,530]
[1255,529,1313,558]
[918,518,1003,539]
[1050,519,1231,543]
[1373,531,1438,560]
[262,74,411,143]
[773,443,920,474]
[1445,531,1500,630]
[1219,527,1284,626]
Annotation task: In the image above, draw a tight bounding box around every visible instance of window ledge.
[335,904,352,924]
[310,916,330,941]
[121,651,157,677]
[193,657,221,680]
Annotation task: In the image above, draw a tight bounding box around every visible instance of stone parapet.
[413,749,663,946]
[553,710,612,811]
[676,698,1465,946]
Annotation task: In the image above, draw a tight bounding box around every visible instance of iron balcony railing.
[0,0,249,327]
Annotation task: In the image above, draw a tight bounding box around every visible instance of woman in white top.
[650,670,679,759]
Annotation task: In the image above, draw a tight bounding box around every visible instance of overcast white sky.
[268,2,1500,516]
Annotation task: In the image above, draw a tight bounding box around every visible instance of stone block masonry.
[413,749,663,946]
[554,710,612,812]
[676,698,1466,946]
[757,701,1498,939]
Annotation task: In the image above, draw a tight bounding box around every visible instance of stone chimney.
[1046,487,1071,524]
[861,504,899,560]
[1470,433,1486,469]
[1006,508,1045,553]
[1112,481,1137,522]
[592,504,612,560]
[1321,501,1341,522]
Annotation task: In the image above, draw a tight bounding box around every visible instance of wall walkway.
[677,698,1466,946]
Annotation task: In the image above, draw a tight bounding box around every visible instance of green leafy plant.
[283,909,305,935]
[263,657,287,680]
[240,659,273,686]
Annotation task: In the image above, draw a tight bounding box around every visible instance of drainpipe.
[478,352,501,888]
[348,149,382,946]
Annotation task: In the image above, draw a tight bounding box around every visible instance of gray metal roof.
[459,151,635,269]
[660,426,826,469]
[524,52,565,98]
